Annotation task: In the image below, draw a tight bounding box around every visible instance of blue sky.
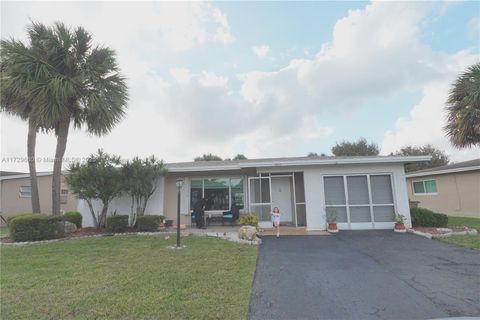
[1,1,479,171]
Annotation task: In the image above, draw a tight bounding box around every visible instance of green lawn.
[447,216,480,230]
[1,235,258,319]
[438,234,480,250]
[438,216,480,250]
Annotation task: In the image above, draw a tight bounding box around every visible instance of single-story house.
[0,171,78,223]
[79,155,430,230]
[406,159,480,218]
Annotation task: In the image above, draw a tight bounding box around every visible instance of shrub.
[238,214,259,227]
[106,215,129,233]
[6,213,38,225]
[137,215,162,232]
[64,211,82,228]
[9,214,65,242]
[411,208,448,227]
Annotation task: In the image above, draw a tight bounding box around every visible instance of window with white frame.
[19,186,32,198]
[412,180,437,195]
[190,178,244,211]
[324,174,396,224]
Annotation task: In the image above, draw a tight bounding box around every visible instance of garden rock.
[238,225,257,241]
[64,221,77,234]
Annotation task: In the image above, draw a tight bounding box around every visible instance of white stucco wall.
[258,163,410,231]
[77,177,165,227]
[302,163,410,230]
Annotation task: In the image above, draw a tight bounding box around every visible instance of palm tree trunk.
[27,118,41,213]
[52,119,69,215]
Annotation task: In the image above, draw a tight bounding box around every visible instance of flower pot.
[394,223,406,233]
[327,223,338,233]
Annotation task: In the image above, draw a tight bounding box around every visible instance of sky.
[1,1,479,172]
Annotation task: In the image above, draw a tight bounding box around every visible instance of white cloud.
[0,2,234,54]
[240,2,443,113]
[252,45,270,58]
[1,1,477,172]
[380,51,480,162]
[212,8,235,44]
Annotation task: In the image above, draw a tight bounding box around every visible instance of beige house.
[0,171,78,223]
[406,159,480,218]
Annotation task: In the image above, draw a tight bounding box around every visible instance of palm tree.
[445,63,480,148]
[0,31,51,213]
[1,22,128,215]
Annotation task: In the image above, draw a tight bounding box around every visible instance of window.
[19,186,32,198]
[190,178,244,211]
[61,189,69,195]
[324,174,395,224]
[413,180,437,195]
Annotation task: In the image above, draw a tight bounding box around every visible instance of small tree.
[194,153,222,161]
[66,150,123,229]
[233,154,247,160]
[331,138,379,156]
[122,156,167,226]
[394,145,449,172]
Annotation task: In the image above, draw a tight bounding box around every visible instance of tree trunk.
[130,194,135,226]
[27,118,41,213]
[52,119,70,215]
[99,205,108,229]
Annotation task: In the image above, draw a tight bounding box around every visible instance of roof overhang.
[0,171,69,181]
[405,165,480,178]
[167,156,432,173]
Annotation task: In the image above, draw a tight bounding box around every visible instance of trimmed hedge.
[411,207,448,227]
[6,213,38,225]
[9,214,65,242]
[106,215,129,233]
[137,215,164,232]
[64,211,82,228]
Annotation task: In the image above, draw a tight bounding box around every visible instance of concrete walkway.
[249,231,480,320]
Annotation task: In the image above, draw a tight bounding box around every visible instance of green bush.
[9,214,65,242]
[238,214,259,227]
[6,213,38,225]
[137,215,163,232]
[64,211,82,228]
[411,207,448,227]
[106,215,129,233]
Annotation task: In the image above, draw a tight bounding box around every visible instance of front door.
[271,176,293,224]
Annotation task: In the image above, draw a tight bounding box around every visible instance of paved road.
[249,231,480,320]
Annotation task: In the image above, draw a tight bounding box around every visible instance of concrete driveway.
[249,231,480,320]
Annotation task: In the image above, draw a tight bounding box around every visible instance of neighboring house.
[78,155,429,230]
[406,159,480,218]
[0,171,78,222]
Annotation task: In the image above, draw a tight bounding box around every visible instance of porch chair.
[222,205,240,226]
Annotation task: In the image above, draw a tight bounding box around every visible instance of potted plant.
[393,213,407,233]
[326,208,338,233]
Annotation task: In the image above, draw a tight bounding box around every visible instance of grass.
[0,235,258,319]
[438,216,480,250]
[447,216,480,230]
[438,234,480,250]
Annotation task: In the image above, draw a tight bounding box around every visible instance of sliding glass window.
[190,178,244,211]
[324,174,395,224]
